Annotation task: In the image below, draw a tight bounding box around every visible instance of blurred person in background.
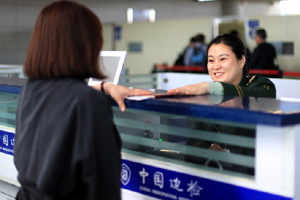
[250,29,277,70]
[174,36,196,66]
[184,34,207,68]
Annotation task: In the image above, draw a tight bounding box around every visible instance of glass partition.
[0,92,18,129]
[0,87,259,180]
[113,107,256,179]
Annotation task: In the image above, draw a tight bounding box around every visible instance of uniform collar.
[238,75,248,87]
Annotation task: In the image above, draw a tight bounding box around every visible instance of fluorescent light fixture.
[197,0,216,2]
[127,8,133,24]
[280,0,300,15]
[127,8,156,24]
[149,9,155,23]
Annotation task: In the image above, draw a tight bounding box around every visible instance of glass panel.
[0,88,257,179]
[114,108,256,179]
[0,92,18,128]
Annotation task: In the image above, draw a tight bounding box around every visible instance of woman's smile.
[208,43,244,85]
[214,72,225,78]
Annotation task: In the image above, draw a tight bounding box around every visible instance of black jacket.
[250,42,277,70]
[14,78,121,200]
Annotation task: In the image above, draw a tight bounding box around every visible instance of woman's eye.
[208,59,214,63]
[220,58,226,61]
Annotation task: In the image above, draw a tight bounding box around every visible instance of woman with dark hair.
[14,1,151,199]
[168,34,276,161]
[168,34,276,98]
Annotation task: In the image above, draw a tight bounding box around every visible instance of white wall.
[114,18,212,75]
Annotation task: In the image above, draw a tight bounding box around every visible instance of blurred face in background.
[255,35,264,45]
[207,43,245,85]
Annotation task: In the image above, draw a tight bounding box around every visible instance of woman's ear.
[239,55,246,69]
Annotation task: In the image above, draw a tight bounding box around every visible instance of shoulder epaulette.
[246,73,259,86]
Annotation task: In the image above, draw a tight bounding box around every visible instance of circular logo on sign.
[121,163,131,185]
[249,29,256,40]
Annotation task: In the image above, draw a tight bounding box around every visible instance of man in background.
[250,29,277,70]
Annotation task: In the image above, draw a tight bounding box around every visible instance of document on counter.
[126,93,183,101]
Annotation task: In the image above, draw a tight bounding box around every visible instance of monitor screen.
[88,51,126,86]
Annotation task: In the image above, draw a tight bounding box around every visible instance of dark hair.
[207,34,249,75]
[256,29,267,39]
[195,34,205,43]
[190,37,197,43]
[24,1,106,79]
[229,30,238,37]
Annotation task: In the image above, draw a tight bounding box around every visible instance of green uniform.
[187,75,276,174]
[221,74,276,98]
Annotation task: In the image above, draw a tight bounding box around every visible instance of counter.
[116,94,300,200]
[0,84,300,200]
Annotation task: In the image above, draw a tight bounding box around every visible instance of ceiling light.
[197,0,216,2]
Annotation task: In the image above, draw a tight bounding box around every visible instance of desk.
[0,86,300,199]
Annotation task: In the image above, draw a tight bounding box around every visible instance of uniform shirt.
[208,74,276,98]
[250,42,277,70]
[14,78,121,200]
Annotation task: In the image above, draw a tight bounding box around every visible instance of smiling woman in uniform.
[168,34,276,98]
[169,34,276,160]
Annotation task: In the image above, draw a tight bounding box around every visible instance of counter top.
[0,83,300,127]
[123,95,300,127]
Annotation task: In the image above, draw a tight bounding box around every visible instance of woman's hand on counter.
[92,83,153,112]
[209,143,225,152]
[167,82,210,95]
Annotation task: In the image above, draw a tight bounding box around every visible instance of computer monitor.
[88,51,127,86]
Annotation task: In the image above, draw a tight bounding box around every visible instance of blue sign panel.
[249,20,260,40]
[121,159,291,200]
[0,85,22,94]
[249,20,259,29]
[114,26,122,41]
[0,130,14,156]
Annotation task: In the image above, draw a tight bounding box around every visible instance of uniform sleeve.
[208,82,224,95]
[77,91,121,200]
[220,77,276,98]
